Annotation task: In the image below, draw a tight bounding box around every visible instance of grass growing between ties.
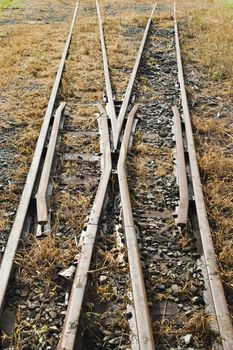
[53,189,92,234]
[13,235,77,349]
[157,310,216,348]
[16,235,76,285]
[177,0,233,315]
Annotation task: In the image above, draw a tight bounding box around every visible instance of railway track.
[0,1,232,349]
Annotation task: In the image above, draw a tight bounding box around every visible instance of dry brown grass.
[178,0,233,81]
[0,23,68,122]
[0,1,72,234]
[198,143,232,178]
[60,14,102,105]
[193,116,229,137]
[0,214,9,232]
[157,310,215,347]
[177,0,233,313]
[16,235,76,284]
[13,235,77,349]
[193,119,233,303]
[0,184,23,232]
[96,0,156,93]
[53,190,92,234]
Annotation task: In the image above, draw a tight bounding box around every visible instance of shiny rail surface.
[174,2,233,348]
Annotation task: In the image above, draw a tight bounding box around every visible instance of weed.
[15,235,76,284]
[157,310,216,347]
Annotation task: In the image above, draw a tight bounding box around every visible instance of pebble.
[171,244,181,251]
[109,337,121,345]
[171,284,179,293]
[28,302,39,310]
[191,296,203,305]
[49,311,57,319]
[99,275,108,283]
[158,284,166,291]
[190,285,198,294]
[49,326,59,332]
[184,334,193,345]
[167,252,173,256]
[14,289,21,296]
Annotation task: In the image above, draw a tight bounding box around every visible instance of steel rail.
[37,102,66,223]
[114,3,157,150]
[57,104,112,350]
[118,105,155,350]
[172,105,189,227]
[0,0,80,314]
[96,0,118,149]
[174,2,233,348]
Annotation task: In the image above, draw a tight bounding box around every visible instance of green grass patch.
[0,0,21,11]
[0,0,13,10]
[223,0,233,7]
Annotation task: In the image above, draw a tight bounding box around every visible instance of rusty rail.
[58,4,159,346]
[115,3,157,149]
[37,102,66,223]
[172,105,189,227]
[118,105,155,349]
[174,2,233,348]
[0,0,80,314]
[57,104,112,350]
[97,1,157,150]
[96,0,118,148]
